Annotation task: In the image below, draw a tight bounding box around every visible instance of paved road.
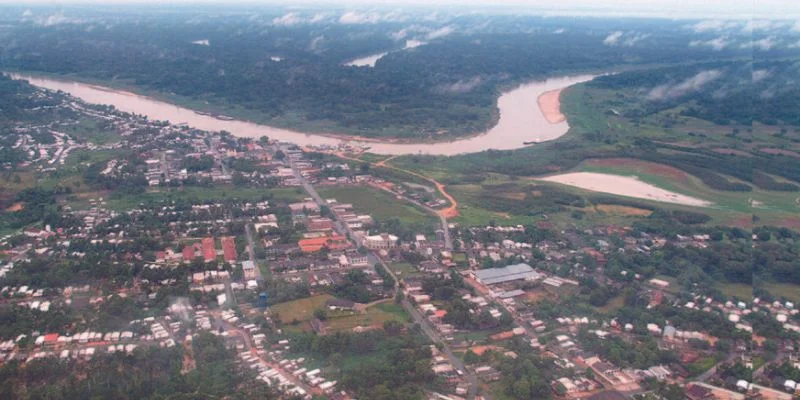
[286,146,478,399]
[375,256,481,400]
[244,224,264,282]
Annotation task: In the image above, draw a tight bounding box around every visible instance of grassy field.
[98,186,306,211]
[270,294,334,325]
[325,302,409,332]
[388,262,423,279]
[63,118,122,145]
[717,283,753,301]
[317,186,437,228]
[761,283,800,303]
[594,294,626,314]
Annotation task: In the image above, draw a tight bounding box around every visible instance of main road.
[284,144,481,400]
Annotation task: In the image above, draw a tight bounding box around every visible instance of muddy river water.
[12,74,594,156]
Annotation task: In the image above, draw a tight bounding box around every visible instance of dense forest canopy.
[1,6,790,139]
[589,60,800,126]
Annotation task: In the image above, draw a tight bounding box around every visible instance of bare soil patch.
[537,89,565,124]
[595,204,653,217]
[539,172,712,207]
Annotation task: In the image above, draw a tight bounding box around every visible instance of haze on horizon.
[2,0,799,20]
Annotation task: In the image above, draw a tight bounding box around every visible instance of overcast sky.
[3,0,799,20]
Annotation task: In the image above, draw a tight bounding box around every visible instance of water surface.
[13,74,593,155]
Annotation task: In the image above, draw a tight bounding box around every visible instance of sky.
[2,0,799,20]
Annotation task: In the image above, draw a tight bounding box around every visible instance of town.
[1,75,798,400]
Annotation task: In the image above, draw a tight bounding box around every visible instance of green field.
[761,283,800,303]
[270,294,334,325]
[388,262,423,279]
[572,159,799,216]
[717,283,753,301]
[99,186,306,211]
[317,186,438,228]
[325,302,409,332]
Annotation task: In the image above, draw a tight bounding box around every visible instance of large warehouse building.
[472,263,543,285]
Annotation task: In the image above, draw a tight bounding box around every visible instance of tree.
[313,308,328,321]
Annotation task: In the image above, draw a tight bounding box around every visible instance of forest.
[0,11,762,139]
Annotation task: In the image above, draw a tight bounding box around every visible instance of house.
[307,218,335,232]
[221,237,237,262]
[419,261,445,274]
[202,237,217,262]
[183,242,203,262]
[326,298,356,311]
[299,235,350,253]
[289,201,320,215]
[362,233,398,250]
[242,260,257,280]
[684,384,714,400]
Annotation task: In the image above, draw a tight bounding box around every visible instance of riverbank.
[537,89,566,124]
[10,72,594,155]
[538,172,714,207]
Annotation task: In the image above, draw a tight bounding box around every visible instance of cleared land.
[537,89,565,124]
[538,172,713,207]
[325,302,408,332]
[270,294,334,325]
[316,186,437,227]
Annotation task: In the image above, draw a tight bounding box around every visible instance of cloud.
[426,26,454,40]
[553,28,566,34]
[310,13,327,23]
[749,37,778,51]
[308,35,325,52]
[22,9,33,17]
[689,36,728,51]
[436,77,483,94]
[752,69,771,83]
[647,70,723,101]
[622,33,650,46]
[690,20,727,33]
[390,28,409,41]
[742,20,782,33]
[603,31,623,46]
[33,11,79,27]
[793,21,800,32]
[272,12,303,26]
[339,11,381,24]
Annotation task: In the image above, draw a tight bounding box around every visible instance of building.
[326,298,356,311]
[289,201,320,215]
[221,237,238,262]
[242,260,257,280]
[299,235,350,253]
[362,233,398,250]
[202,237,217,262]
[472,263,542,286]
[307,218,335,232]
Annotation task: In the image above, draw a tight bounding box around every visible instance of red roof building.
[202,237,217,262]
[299,235,349,253]
[183,242,203,262]
[221,237,238,262]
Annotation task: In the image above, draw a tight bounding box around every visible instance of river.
[11,73,594,156]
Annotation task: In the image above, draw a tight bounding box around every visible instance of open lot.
[761,283,800,303]
[325,302,408,332]
[317,186,437,228]
[270,294,334,325]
